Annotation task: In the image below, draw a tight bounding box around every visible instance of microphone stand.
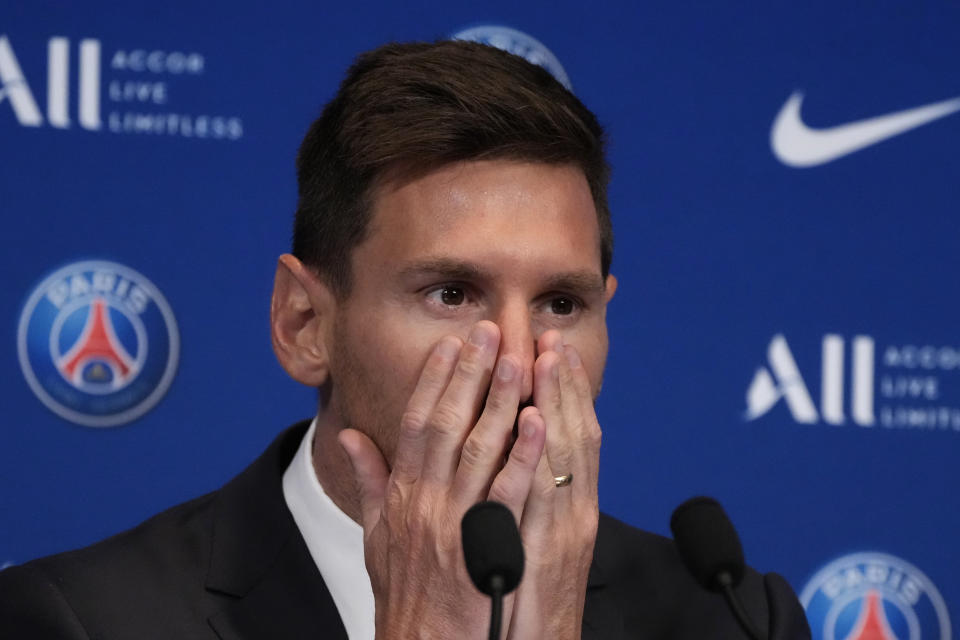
[716,571,765,640]
[487,574,505,640]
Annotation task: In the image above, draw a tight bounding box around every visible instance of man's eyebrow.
[397,258,606,294]
[542,272,607,295]
[397,258,492,282]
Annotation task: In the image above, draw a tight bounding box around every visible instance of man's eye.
[550,297,576,315]
[427,286,466,306]
[441,287,465,305]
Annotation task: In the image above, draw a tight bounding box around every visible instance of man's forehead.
[366,160,597,232]
[370,158,592,211]
[352,159,604,280]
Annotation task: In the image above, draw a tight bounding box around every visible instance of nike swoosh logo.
[770,91,960,167]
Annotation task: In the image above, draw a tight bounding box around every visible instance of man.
[0,41,810,638]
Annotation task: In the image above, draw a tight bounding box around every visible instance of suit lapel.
[207,529,347,640]
[204,421,348,640]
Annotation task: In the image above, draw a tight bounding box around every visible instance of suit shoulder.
[29,488,218,582]
[0,489,220,636]
[595,512,681,577]
[0,424,309,638]
[592,513,811,638]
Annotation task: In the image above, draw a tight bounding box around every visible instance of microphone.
[670,496,766,640]
[461,501,524,640]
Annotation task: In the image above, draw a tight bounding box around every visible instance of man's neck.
[310,413,364,526]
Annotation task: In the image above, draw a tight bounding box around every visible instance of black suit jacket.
[0,421,811,638]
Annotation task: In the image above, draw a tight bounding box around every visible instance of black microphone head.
[461,501,524,596]
[669,496,746,591]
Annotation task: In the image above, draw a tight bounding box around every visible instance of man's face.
[325,159,615,464]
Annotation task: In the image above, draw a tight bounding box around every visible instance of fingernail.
[564,345,581,368]
[497,357,517,382]
[523,421,536,438]
[468,324,495,350]
[436,337,460,359]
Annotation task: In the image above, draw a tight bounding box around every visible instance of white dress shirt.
[282,418,376,640]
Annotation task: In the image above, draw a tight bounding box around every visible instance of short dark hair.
[293,40,612,296]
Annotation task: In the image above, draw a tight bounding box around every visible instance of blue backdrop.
[3,2,957,637]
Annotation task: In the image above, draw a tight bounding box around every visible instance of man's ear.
[604,274,618,303]
[270,254,336,387]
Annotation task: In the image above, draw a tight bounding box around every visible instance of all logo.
[451,25,572,90]
[746,333,875,426]
[800,552,951,640]
[17,261,179,427]
[0,35,100,129]
[746,333,960,433]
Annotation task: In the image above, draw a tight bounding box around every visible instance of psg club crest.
[17,260,179,427]
[800,552,952,640]
[451,25,572,90]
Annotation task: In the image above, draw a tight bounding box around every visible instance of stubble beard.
[329,318,406,469]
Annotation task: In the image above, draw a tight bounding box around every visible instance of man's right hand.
[338,321,546,640]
